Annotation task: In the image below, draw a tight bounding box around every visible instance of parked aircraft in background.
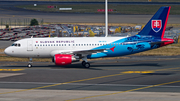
[4,7,174,68]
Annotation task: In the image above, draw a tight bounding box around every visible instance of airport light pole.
[105,0,108,37]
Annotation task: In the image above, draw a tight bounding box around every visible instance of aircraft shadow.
[91,63,161,67]
[1,63,161,70]
[142,73,175,75]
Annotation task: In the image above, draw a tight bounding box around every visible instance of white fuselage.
[4,37,126,58]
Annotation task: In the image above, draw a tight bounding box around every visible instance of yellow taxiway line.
[66,67,180,101]
[66,80,180,101]
[0,69,24,71]
[0,73,125,95]
[0,66,180,96]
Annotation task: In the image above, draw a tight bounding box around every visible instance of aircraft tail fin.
[138,6,171,38]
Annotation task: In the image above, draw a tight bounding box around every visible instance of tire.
[82,61,86,66]
[27,64,32,68]
[84,62,90,68]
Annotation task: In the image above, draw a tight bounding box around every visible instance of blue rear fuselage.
[88,35,161,58]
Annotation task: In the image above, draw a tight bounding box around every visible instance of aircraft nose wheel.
[27,58,33,68]
[27,64,32,68]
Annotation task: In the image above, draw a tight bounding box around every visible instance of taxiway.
[0,56,180,101]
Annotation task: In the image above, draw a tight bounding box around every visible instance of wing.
[50,47,115,57]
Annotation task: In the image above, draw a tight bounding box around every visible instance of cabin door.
[27,40,33,51]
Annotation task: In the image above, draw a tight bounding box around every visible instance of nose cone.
[4,47,11,56]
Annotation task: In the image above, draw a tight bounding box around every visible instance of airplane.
[4,6,174,68]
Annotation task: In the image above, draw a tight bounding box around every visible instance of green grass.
[17,4,180,15]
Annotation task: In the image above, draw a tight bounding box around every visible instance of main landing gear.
[82,57,90,68]
[27,58,33,68]
[82,61,90,68]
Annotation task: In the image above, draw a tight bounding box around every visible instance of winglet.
[110,46,115,52]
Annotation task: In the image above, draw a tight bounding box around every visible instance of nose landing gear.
[27,58,33,68]
[27,63,32,68]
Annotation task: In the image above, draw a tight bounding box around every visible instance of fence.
[0,18,44,29]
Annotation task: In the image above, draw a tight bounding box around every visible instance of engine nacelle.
[53,54,78,65]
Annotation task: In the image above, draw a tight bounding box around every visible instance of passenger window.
[18,44,21,47]
[65,44,66,46]
[69,44,70,46]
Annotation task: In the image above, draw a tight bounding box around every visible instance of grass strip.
[17,4,180,15]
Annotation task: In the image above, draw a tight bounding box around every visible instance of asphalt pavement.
[0,56,180,101]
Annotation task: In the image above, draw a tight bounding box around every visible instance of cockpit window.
[12,43,21,47]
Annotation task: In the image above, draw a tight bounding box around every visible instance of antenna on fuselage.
[105,0,108,37]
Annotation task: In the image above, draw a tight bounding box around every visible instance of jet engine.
[53,54,79,65]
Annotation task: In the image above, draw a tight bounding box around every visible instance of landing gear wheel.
[82,61,86,66]
[27,64,32,68]
[28,58,33,68]
[83,62,90,68]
